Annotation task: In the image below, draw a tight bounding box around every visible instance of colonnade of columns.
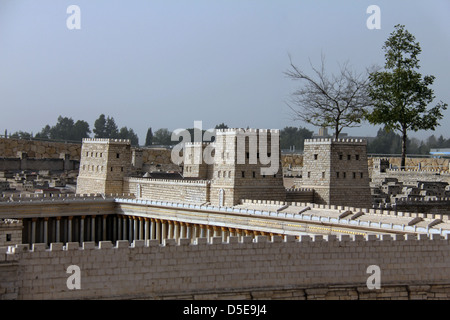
[22,215,284,247]
[23,215,113,246]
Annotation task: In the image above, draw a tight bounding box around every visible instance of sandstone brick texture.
[2,234,450,300]
[297,139,372,209]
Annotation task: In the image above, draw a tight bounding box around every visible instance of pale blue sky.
[1,0,449,144]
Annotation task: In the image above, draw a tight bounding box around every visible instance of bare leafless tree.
[285,54,373,139]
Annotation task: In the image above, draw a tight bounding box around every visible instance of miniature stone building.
[297,138,372,208]
[77,129,286,206]
[76,139,132,195]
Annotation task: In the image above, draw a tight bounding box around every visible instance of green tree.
[10,131,33,139]
[280,126,313,151]
[35,116,90,142]
[93,114,107,138]
[153,128,174,145]
[365,25,447,169]
[214,123,229,129]
[105,116,119,139]
[367,127,401,154]
[72,120,91,141]
[118,126,139,146]
[35,125,51,140]
[50,116,75,140]
[145,127,153,146]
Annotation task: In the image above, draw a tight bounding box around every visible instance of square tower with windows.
[182,142,213,180]
[210,128,286,206]
[76,139,132,195]
[299,138,372,208]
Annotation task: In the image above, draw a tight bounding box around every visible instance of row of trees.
[6,115,140,146]
[5,118,235,147]
[7,117,449,155]
[368,127,450,155]
[285,24,448,168]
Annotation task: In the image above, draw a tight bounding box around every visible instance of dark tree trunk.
[401,129,407,170]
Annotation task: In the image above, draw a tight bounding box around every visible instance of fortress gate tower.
[76,139,132,195]
[300,138,372,208]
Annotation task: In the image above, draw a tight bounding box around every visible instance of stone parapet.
[81,138,131,144]
[304,138,367,145]
[2,234,450,300]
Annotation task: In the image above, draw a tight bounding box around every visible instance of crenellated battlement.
[0,218,21,225]
[2,229,450,300]
[386,168,450,174]
[285,187,315,193]
[81,138,131,144]
[0,192,133,203]
[395,196,450,203]
[304,138,366,144]
[215,128,280,134]
[184,142,211,146]
[126,177,210,186]
[3,232,449,257]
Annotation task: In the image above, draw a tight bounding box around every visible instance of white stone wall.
[2,233,450,300]
[300,139,372,208]
[124,178,210,204]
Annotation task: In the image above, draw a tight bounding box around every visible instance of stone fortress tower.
[76,139,132,195]
[76,129,286,207]
[182,128,286,206]
[75,133,372,209]
[298,138,372,208]
[183,142,213,180]
[209,128,286,206]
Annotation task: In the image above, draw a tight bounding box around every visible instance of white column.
[91,215,96,242]
[133,217,138,241]
[118,216,122,240]
[155,219,161,242]
[68,217,73,242]
[102,215,107,241]
[112,215,117,242]
[144,218,150,241]
[162,220,168,240]
[174,222,180,240]
[180,222,187,239]
[31,219,37,244]
[150,219,156,240]
[80,216,85,243]
[128,217,133,242]
[222,227,228,242]
[166,221,172,239]
[43,218,48,245]
[139,218,144,240]
[123,216,128,240]
[192,224,198,239]
[207,226,213,240]
[186,223,191,239]
[56,217,61,242]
